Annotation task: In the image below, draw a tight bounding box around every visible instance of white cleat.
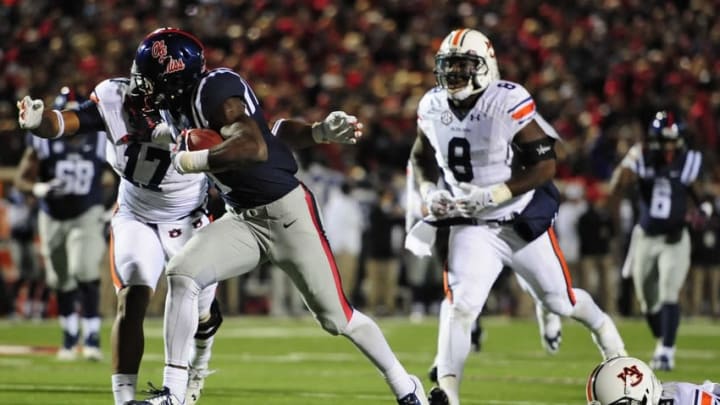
[536,305,562,355]
[186,367,215,405]
[56,346,78,361]
[592,315,627,360]
[82,345,103,361]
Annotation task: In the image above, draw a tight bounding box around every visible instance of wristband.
[176,149,210,174]
[52,110,64,139]
[490,183,512,204]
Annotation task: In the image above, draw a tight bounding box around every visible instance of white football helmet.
[434,28,500,101]
[586,356,662,405]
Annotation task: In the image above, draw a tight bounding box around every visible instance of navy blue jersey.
[630,148,702,235]
[186,68,299,209]
[28,131,107,220]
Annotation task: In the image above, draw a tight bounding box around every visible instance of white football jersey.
[660,381,720,405]
[92,78,207,223]
[417,80,553,220]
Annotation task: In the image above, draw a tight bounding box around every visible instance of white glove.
[151,122,175,145]
[424,189,456,218]
[455,182,495,217]
[311,111,363,144]
[17,96,45,130]
[32,179,66,198]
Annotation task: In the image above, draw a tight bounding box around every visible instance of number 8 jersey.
[87,78,207,223]
[417,79,555,221]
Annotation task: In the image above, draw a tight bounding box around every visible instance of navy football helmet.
[131,28,206,111]
[646,110,685,166]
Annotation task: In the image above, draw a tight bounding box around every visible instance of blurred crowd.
[1,0,720,319]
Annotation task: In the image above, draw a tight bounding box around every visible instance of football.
[185,128,224,151]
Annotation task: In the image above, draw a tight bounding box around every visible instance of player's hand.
[455,182,495,217]
[32,178,66,198]
[424,189,456,218]
[17,96,45,130]
[311,111,363,144]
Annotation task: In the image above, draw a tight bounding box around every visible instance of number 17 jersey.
[88,78,207,223]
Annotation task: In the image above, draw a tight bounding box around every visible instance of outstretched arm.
[272,111,363,149]
[17,96,81,138]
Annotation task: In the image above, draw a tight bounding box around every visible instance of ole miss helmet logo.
[151,40,186,74]
[616,365,643,387]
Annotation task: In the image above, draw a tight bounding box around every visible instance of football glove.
[32,178,66,198]
[420,182,455,218]
[311,111,363,144]
[17,96,44,130]
[455,183,494,217]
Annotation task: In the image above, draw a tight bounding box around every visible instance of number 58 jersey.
[90,78,207,223]
[417,80,547,220]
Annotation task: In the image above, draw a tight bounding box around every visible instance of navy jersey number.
[448,137,473,182]
[123,144,171,191]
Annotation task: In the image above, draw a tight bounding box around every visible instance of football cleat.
[82,345,103,361]
[649,354,674,371]
[125,384,181,405]
[542,331,562,355]
[397,375,429,405]
[186,367,215,405]
[428,365,438,384]
[427,387,450,405]
[56,346,78,361]
[470,317,484,352]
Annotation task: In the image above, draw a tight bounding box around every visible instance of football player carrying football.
[587,356,720,405]
[17,60,222,405]
[408,28,626,405]
[122,28,428,405]
[609,111,708,372]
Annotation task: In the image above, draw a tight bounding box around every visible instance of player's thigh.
[156,211,210,259]
[658,230,691,302]
[66,206,106,282]
[513,229,574,314]
[110,214,166,290]
[446,225,506,312]
[166,213,262,288]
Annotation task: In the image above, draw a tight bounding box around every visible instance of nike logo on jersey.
[283,219,297,229]
[536,144,551,155]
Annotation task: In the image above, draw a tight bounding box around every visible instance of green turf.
[0,315,718,404]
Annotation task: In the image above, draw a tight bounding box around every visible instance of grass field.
[0,315,718,404]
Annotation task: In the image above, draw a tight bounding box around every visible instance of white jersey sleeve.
[92,79,208,223]
[661,381,720,405]
[416,80,539,220]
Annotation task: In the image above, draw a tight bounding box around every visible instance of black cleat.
[428,387,450,405]
[428,365,438,384]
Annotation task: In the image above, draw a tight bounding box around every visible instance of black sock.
[645,311,662,338]
[660,303,680,348]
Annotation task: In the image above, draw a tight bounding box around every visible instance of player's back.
[186,68,299,210]
[91,78,208,223]
[624,144,702,235]
[28,131,107,220]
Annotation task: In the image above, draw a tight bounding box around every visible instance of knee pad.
[195,298,223,340]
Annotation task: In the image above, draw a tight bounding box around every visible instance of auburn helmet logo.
[616,365,643,387]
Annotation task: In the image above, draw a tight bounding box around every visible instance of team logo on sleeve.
[441,111,453,125]
[616,365,643,387]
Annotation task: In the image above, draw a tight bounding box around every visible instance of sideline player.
[408,28,626,405]
[15,87,111,360]
[17,77,220,404]
[586,356,720,405]
[125,28,428,405]
[608,111,707,371]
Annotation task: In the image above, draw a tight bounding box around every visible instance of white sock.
[81,317,101,340]
[163,366,188,401]
[112,373,137,405]
[164,275,200,368]
[341,310,412,398]
[59,313,80,338]
[437,305,473,380]
[438,375,460,405]
[190,336,215,370]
